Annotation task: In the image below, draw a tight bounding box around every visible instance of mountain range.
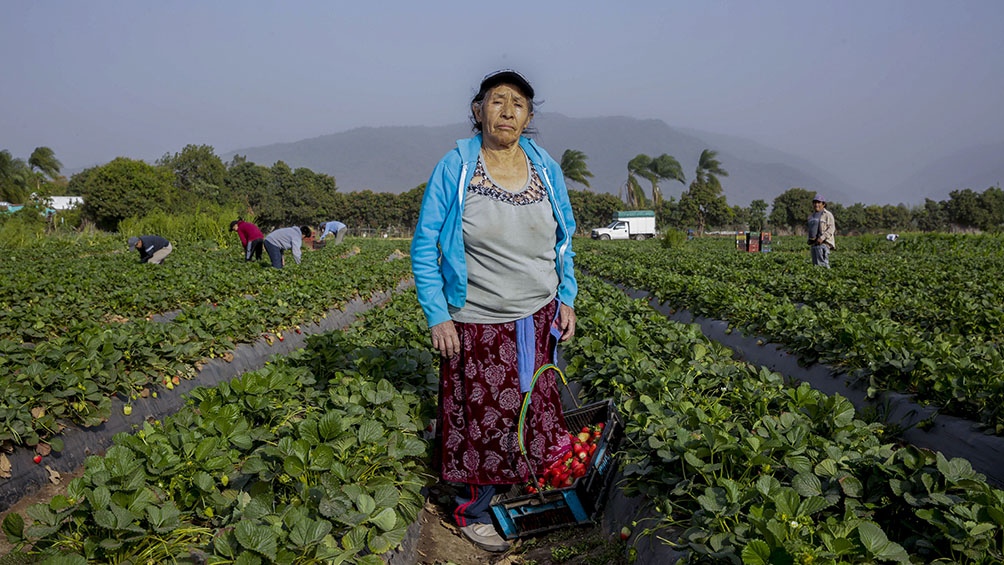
[221,114,1001,207]
[882,140,1004,204]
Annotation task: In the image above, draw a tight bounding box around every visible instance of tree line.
[3,145,1002,236]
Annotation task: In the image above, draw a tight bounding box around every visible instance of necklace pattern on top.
[468,156,546,206]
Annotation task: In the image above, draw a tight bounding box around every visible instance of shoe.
[460,522,511,552]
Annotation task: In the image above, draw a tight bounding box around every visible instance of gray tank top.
[451,153,558,323]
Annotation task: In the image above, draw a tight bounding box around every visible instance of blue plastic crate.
[490,399,623,539]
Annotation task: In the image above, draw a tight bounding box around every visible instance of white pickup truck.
[591,210,657,240]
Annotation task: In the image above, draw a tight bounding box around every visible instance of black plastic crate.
[490,399,623,539]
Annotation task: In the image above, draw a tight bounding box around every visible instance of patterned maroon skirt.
[438,300,571,485]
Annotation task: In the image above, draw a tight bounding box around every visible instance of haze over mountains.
[222,114,1000,208]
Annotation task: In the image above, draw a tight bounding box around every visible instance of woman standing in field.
[410,70,578,552]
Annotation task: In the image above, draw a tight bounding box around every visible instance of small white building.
[48,196,84,210]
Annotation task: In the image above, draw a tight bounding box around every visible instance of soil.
[415,483,631,565]
[0,466,629,565]
[0,462,87,559]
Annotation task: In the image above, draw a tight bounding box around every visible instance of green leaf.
[89,485,112,510]
[356,420,384,443]
[693,343,707,360]
[740,539,771,565]
[367,526,406,555]
[284,455,307,478]
[838,474,863,498]
[755,475,780,498]
[2,513,24,542]
[814,459,838,478]
[369,507,397,531]
[371,484,401,510]
[93,508,117,530]
[356,493,376,515]
[235,520,278,561]
[829,397,855,428]
[969,522,995,537]
[772,488,799,519]
[357,554,388,565]
[147,502,182,534]
[289,517,333,548]
[936,453,976,483]
[193,471,215,493]
[792,472,822,497]
[797,496,831,517]
[858,522,909,563]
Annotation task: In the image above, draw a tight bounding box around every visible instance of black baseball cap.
[476,69,534,101]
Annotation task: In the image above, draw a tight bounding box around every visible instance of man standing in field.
[128,235,172,265]
[263,225,312,269]
[807,195,836,267]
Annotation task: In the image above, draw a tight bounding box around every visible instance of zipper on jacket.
[538,164,571,285]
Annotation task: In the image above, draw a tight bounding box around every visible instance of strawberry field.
[1,234,1003,563]
[0,236,412,456]
[576,233,1004,435]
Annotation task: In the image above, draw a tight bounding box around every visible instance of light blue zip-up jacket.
[410,134,578,328]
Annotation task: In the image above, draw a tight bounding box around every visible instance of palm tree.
[695,149,728,189]
[684,149,730,235]
[626,154,654,208]
[626,153,685,208]
[648,154,686,207]
[28,146,62,191]
[560,149,593,190]
[0,150,32,204]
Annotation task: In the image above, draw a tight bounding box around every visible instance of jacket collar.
[455,134,544,164]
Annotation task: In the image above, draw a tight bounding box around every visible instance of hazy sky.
[3,0,1003,194]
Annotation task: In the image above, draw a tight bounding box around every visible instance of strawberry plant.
[562,275,1004,563]
[3,288,437,563]
[576,235,1004,434]
[0,237,415,450]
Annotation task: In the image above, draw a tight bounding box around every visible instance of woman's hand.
[430,320,460,358]
[558,303,576,342]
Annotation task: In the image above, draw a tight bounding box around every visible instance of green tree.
[624,153,685,208]
[979,186,1004,231]
[625,154,653,208]
[560,149,593,189]
[944,189,985,230]
[158,144,228,206]
[225,159,273,220]
[839,203,867,234]
[749,199,768,231]
[680,149,729,235]
[769,187,816,233]
[915,198,948,232]
[882,204,913,231]
[77,157,176,231]
[28,147,63,192]
[568,189,624,235]
[0,150,32,204]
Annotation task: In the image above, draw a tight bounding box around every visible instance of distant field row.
[575,233,1004,433]
[0,236,412,450]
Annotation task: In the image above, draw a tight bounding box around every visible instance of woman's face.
[474,84,532,148]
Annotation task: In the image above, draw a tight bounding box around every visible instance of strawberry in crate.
[527,422,606,492]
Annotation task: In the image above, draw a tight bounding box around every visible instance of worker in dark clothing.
[128,235,172,264]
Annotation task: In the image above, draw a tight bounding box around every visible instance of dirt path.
[0,462,87,558]
[412,483,629,565]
